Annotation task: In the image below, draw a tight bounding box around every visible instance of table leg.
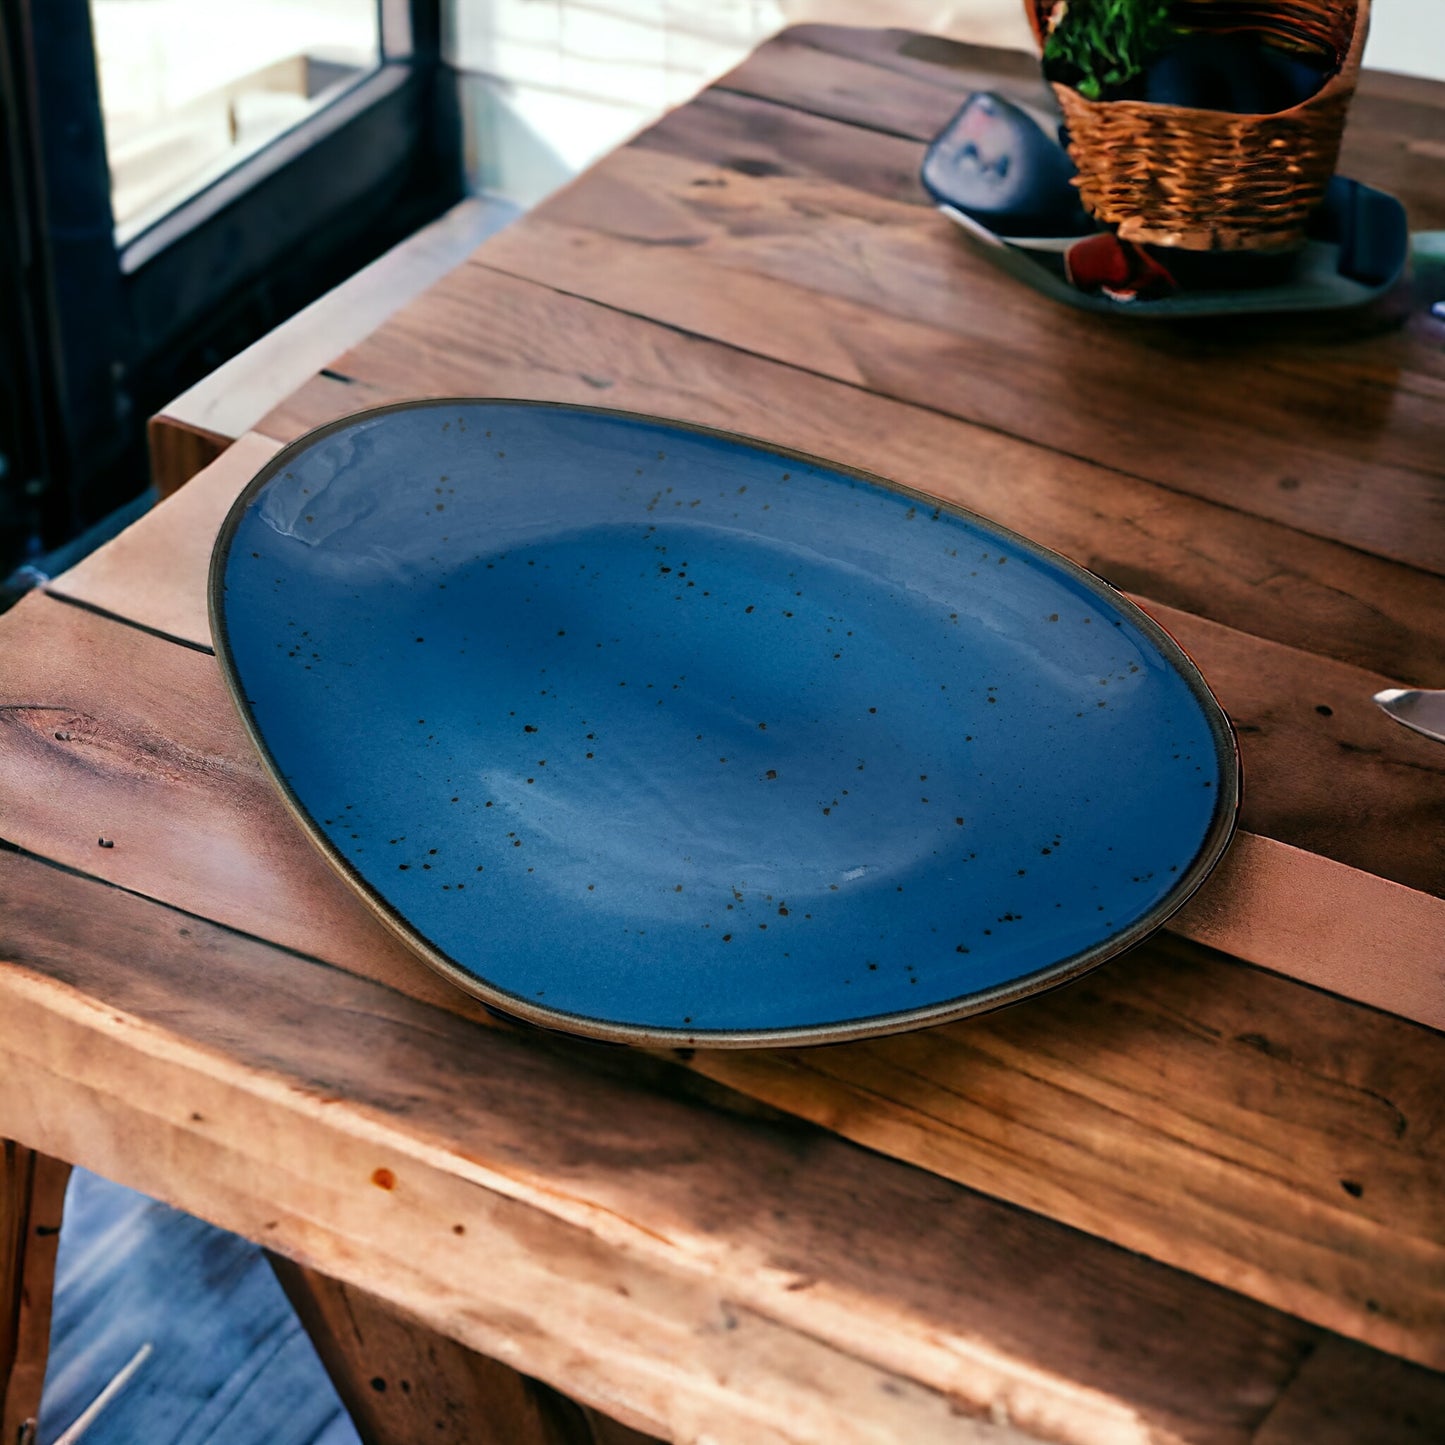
[1,1142,70,1445]
[268,1256,659,1445]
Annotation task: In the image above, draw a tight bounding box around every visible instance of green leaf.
[1043,0,1179,99]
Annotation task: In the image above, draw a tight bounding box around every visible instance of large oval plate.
[212,400,1238,1047]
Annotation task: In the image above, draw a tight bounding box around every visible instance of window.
[0,0,458,572]
[93,0,383,238]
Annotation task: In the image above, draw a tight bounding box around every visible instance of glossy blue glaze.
[212,401,1237,1045]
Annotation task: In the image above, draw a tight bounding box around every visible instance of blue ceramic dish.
[211,401,1238,1047]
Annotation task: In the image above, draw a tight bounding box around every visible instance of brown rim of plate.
[209,398,1242,1050]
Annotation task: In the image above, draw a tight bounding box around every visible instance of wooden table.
[5,25,1445,1445]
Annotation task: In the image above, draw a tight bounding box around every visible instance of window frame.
[4,0,458,553]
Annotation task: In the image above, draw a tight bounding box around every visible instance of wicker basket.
[1026,0,1370,251]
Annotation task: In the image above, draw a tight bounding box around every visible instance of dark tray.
[922,92,1409,319]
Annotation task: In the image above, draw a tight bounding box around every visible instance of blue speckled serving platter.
[210,400,1238,1047]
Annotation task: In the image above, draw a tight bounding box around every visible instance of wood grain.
[691,930,1445,1370]
[270,1259,611,1445]
[52,431,283,647]
[0,599,1442,1366]
[146,415,232,501]
[531,131,1445,413]
[2,845,1360,1445]
[252,271,1445,897]
[40,441,1445,1029]
[0,1144,69,1445]
[647,77,1445,407]
[629,95,1445,575]
[1137,598,1445,898]
[478,148,1445,680]
[1169,833,1445,1033]
[762,25,1445,233]
[717,29,986,141]
[764,26,1050,96]
[153,196,519,462]
[722,26,1051,119]
[719,29,1445,390]
[1251,1336,1445,1445]
[31,27,1445,1437]
[637,87,931,208]
[0,595,490,1028]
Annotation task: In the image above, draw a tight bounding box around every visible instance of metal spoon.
[1374,688,1445,745]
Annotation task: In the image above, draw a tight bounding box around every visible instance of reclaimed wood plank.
[730,27,1046,107]
[653,88,1445,410]
[1139,598,1445,898]
[1251,1336,1445,1445]
[636,87,930,207]
[474,156,1445,679]
[0,602,1442,1365]
[760,26,1049,95]
[249,275,1445,898]
[1,845,1354,1445]
[149,196,520,482]
[591,133,1442,387]
[764,25,1445,231]
[628,97,1445,574]
[51,432,283,648]
[1169,833,1445,1032]
[146,415,232,501]
[688,930,1445,1370]
[269,1259,610,1445]
[716,30,986,141]
[722,29,1445,381]
[0,1145,69,1445]
[40,444,1445,1031]
[0,595,489,1029]
[535,129,1445,409]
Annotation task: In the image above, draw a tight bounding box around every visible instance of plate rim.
[209,397,1241,1049]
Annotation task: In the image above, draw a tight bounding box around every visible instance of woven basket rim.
[1027,0,1370,119]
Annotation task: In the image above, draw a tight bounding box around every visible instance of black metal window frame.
[4,0,459,559]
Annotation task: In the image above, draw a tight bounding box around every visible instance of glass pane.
[91,0,382,235]
[448,0,791,206]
